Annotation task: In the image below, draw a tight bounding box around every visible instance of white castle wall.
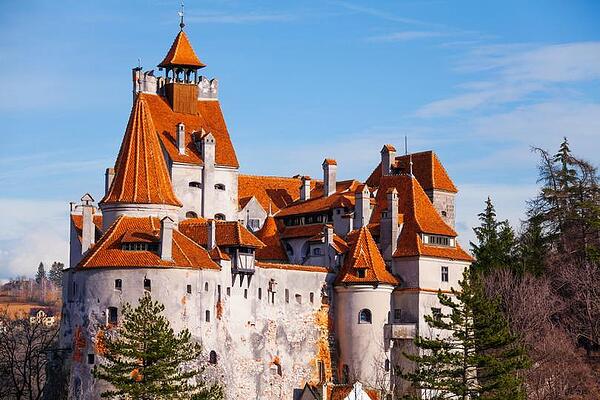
[62,264,330,400]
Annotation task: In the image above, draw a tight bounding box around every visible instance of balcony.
[385,323,417,340]
[232,250,255,275]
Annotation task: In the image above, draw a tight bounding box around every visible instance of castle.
[59,21,472,400]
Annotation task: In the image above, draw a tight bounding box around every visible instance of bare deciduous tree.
[0,313,59,400]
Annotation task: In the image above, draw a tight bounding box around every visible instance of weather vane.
[178,1,185,30]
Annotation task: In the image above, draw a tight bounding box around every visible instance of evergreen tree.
[35,262,46,284]
[401,270,528,400]
[47,262,64,287]
[516,214,547,276]
[470,197,517,274]
[94,293,223,400]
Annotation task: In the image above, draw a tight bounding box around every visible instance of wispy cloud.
[0,198,69,279]
[416,41,600,117]
[367,30,446,42]
[186,12,292,24]
[333,1,440,27]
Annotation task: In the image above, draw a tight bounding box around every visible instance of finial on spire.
[178,1,185,30]
[409,154,414,176]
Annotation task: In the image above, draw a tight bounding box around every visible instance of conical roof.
[335,226,398,286]
[158,30,205,69]
[101,95,182,206]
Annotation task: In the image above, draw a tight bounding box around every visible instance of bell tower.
[158,6,205,114]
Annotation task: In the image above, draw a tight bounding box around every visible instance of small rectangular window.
[205,310,210,322]
[186,284,192,294]
[394,308,402,322]
[357,269,366,278]
[432,308,442,320]
[258,288,262,300]
[217,285,221,301]
[309,292,314,304]
[144,278,151,292]
[285,289,289,303]
[226,287,231,296]
[244,289,248,299]
[441,266,449,282]
[114,279,122,291]
[87,354,95,364]
[249,219,260,230]
[107,307,118,325]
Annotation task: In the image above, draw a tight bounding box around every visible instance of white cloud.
[416,41,600,117]
[367,31,445,42]
[0,199,69,279]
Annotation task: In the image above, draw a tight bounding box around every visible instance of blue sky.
[1,0,599,278]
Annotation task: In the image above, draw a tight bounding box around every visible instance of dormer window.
[214,213,226,221]
[356,268,366,278]
[121,242,159,252]
[186,211,198,219]
[423,234,453,247]
[214,183,225,191]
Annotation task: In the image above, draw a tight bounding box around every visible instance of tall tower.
[334,227,399,386]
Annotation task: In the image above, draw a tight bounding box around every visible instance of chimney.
[322,159,337,197]
[159,216,174,261]
[354,185,371,229]
[177,122,186,155]
[104,168,115,196]
[81,193,95,255]
[381,144,396,176]
[300,176,311,201]
[380,188,399,261]
[207,219,217,250]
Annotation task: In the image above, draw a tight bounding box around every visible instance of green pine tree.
[516,214,547,276]
[93,293,223,400]
[401,270,528,400]
[35,262,46,284]
[47,261,64,287]
[470,197,517,274]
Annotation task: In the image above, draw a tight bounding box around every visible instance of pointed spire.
[255,215,287,262]
[335,227,398,286]
[100,95,182,207]
[158,30,205,69]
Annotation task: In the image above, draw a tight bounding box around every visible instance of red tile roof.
[371,175,472,261]
[179,219,264,248]
[335,227,399,286]
[238,175,314,213]
[77,216,219,270]
[323,158,337,166]
[279,224,327,239]
[101,96,182,206]
[70,214,103,242]
[371,174,456,237]
[366,151,457,193]
[158,30,206,68]
[275,179,362,219]
[254,215,288,261]
[143,93,239,168]
[256,261,328,273]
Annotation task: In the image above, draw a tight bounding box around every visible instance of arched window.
[189,181,202,189]
[204,282,209,291]
[214,213,225,221]
[358,308,372,324]
[214,183,225,191]
[185,211,198,219]
[209,350,217,364]
[144,278,151,292]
